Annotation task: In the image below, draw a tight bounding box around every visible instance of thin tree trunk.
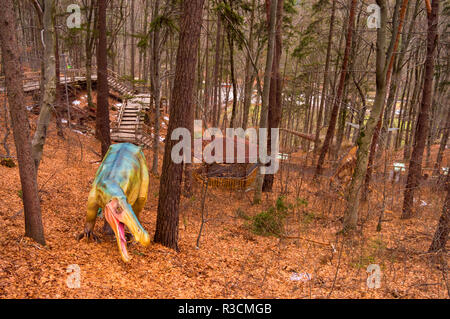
[212,14,223,127]
[314,0,335,157]
[95,0,111,156]
[262,0,283,192]
[31,0,56,169]
[315,0,357,178]
[402,0,440,219]
[362,0,409,201]
[242,0,256,130]
[429,173,449,252]
[253,0,278,204]
[130,0,135,88]
[203,4,211,124]
[342,0,389,232]
[0,0,46,245]
[85,1,97,110]
[151,0,161,175]
[434,108,450,175]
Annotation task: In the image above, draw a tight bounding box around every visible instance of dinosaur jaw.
[116,220,129,261]
[104,198,150,263]
[105,203,130,262]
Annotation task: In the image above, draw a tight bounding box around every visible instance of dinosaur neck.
[100,182,126,204]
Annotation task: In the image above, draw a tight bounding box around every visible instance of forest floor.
[0,96,449,298]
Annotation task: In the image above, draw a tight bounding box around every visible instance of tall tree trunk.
[253,0,278,204]
[227,30,238,128]
[314,0,335,157]
[53,3,65,138]
[151,0,161,175]
[212,15,223,127]
[95,0,111,157]
[402,0,439,219]
[154,0,205,250]
[396,61,413,150]
[362,0,410,201]
[429,173,449,252]
[241,0,255,130]
[203,3,211,124]
[315,0,357,178]
[342,0,389,232]
[85,1,97,110]
[404,60,423,161]
[434,107,450,175]
[130,0,135,88]
[0,0,46,245]
[216,32,225,126]
[31,0,56,169]
[262,0,283,192]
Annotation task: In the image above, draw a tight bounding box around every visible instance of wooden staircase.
[107,70,135,97]
[110,94,153,148]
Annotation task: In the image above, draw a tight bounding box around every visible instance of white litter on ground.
[393,162,406,172]
[72,100,81,106]
[289,272,312,282]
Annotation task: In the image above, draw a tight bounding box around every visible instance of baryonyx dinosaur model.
[78,143,150,262]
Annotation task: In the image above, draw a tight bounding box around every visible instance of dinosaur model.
[78,143,150,262]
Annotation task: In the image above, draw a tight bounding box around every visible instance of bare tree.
[429,174,450,252]
[151,0,162,175]
[95,0,111,157]
[342,0,389,232]
[263,0,284,192]
[313,0,336,157]
[253,0,278,204]
[315,0,357,178]
[402,0,439,218]
[31,0,56,169]
[0,0,45,245]
[154,0,205,250]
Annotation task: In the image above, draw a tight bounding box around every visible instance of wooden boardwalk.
[111,94,153,148]
[1,68,152,148]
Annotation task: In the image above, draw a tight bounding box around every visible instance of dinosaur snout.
[135,227,150,247]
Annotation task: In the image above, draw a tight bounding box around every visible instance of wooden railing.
[111,99,126,133]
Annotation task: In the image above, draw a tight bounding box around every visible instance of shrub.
[251,196,288,237]
[0,158,16,168]
[236,208,251,220]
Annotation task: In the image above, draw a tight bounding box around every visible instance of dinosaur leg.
[77,191,101,242]
[102,219,115,237]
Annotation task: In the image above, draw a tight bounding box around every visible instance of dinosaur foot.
[77,230,101,243]
[102,221,115,236]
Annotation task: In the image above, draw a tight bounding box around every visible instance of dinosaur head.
[104,197,150,262]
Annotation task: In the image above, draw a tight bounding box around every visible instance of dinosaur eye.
[115,206,123,215]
